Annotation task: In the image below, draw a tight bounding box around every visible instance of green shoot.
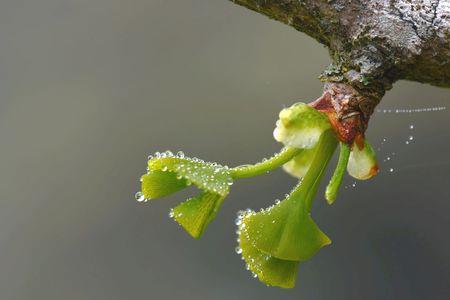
[230,147,302,179]
[325,142,351,204]
[136,102,379,288]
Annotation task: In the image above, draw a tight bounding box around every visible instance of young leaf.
[171,192,225,239]
[282,145,317,179]
[238,215,299,288]
[139,151,233,238]
[347,139,379,180]
[240,197,331,262]
[147,153,232,196]
[273,102,331,149]
[238,131,336,266]
[325,142,350,204]
[141,171,187,200]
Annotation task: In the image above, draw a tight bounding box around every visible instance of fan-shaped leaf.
[238,131,336,263]
[282,145,317,178]
[141,171,187,199]
[238,216,299,288]
[147,153,232,196]
[171,192,225,239]
[139,151,233,238]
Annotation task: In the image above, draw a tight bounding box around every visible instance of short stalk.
[325,142,350,204]
[230,147,302,179]
[290,130,338,212]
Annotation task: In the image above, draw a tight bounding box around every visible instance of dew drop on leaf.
[135,191,145,202]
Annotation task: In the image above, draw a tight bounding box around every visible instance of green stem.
[290,130,338,212]
[230,147,303,179]
[325,142,350,204]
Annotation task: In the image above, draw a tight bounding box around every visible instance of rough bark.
[229,0,450,124]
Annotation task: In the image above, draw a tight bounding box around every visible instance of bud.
[347,139,379,180]
[273,103,331,149]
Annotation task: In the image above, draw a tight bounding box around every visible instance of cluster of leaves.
[137,103,378,288]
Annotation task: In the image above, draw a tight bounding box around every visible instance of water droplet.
[408,136,414,141]
[409,124,414,130]
[352,182,357,188]
[235,247,242,254]
[135,191,145,202]
[177,151,185,158]
[389,168,394,173]
[169,209,174,218]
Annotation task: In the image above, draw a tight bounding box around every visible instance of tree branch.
[229,0,450,97]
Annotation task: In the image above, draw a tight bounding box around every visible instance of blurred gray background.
[0,1,449,299]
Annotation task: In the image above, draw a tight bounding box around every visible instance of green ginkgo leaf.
[238,131,336,262]
[171,192,225,239]
[139,151,233,238]
[238,215,299,288]
[239,193,331,261]
[147,152,232,196]
[282,144,317,179]
[141,171,187,200]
